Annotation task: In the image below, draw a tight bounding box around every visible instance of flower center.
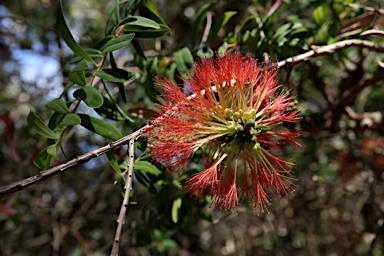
[218,108,270,153]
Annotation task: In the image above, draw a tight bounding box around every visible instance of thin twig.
[277,39,384,68]
[110,139,135,256]
[201,12,212,46]
[334,1,384,15]
[0,126,148,198]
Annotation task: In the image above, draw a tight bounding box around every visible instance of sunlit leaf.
[171,198,182,223]
[46,98,69,114]
[57,113,81,128]
[46,144,59,160]
[101,33,135,53]
[134,161,162,176]
[313,6,324,26]
[119,16,160,29]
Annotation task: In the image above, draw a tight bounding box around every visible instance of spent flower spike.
[147,52,302,212]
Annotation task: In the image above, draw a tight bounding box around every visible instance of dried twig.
[277,39,384,68]
[334,1,384,15]
[0,126,148,198]
[110,139,135,256]
[201,12,212,45]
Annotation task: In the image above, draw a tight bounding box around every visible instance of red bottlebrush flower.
[147,52,302,212]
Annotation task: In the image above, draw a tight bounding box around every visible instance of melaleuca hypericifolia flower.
[147,52,302,212]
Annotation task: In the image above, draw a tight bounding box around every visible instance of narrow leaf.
[46,98,69,114]
[110,52,127,103]
[33,147,50,169]
[94,68,135,83]
[70,49,103,64]
[172,198,182,223]
[134,169,158,194]
[56,1,96,64]
[78,114,123,140]
[119,16,160,29]
[106,151,122,174]
[101,33,135,53]
[123,24,170,39]
[134,161,162,176]
[72,59,88,72]
[69,71,86,86]
[27,110,58,139]
[73,86,104,108]
[46,145,59,160]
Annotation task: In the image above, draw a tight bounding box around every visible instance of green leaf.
[46,98,69,114]
[181,47,194,66]
[171,198,182,223]
[27,110,58,139]
[192,3,215,46]
[94,68,135,83]
[101,33,135,53]
[33,147,51,169]
[218,42,228,57]
[123,24,170,39]
[174,47,194,78]
[208,11,237,43]
[132,39,146,59]
[134,161,162,176]
[139,1,167,25]
[48,112,65,130]
[313,6,324,26]
[106,151,122,174]
[57,113,81,128]
[109,52,127,103]
[197,45,214,58]
[70,49,103,64]
[69,71,86,86]
[94,97,124,121]
[73,86,104,108]
[134,169,158,194]
[46,144,59,160]
[78,114,123,140]
[119,16,160,29]
[72,59,88,71]
[56,1,96,64]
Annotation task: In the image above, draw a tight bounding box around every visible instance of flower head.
[147,52,302,212]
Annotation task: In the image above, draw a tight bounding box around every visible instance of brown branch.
[277,39,384,68]
[0,126,148,199]
[110,139,135,256]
